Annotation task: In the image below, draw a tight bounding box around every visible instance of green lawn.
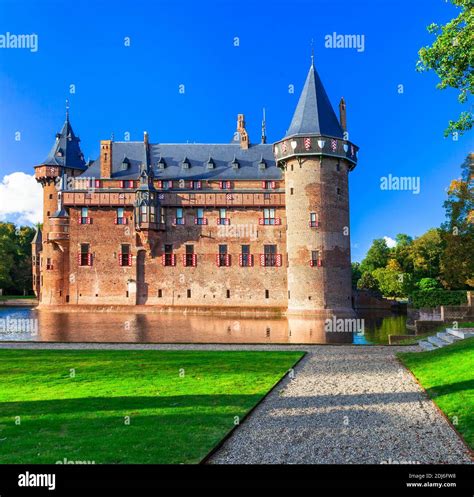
[398,337,474,450]
[0,295,36,301]
[0,349,303,464]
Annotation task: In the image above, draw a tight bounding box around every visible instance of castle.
[31,61,359,317]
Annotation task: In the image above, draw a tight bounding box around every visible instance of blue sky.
[0,0,472,261]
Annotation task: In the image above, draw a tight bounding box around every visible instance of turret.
[274,61,359,317]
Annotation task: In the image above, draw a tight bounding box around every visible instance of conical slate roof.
[42,114,87,170]
[31,227,42,245]
[286,63,343,139]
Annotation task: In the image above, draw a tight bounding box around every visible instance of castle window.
[239,245,253,267]
[261,181,276,190]
[160,210,165,225]
[187,289,191,298]
[121,158,130,171]
[194,208,207,225]
[119,180,134,188]
[310,250,322,267]
[217,208,229,225]
[216,244,230,267]
[219,181,231,190]
[265,289,269,299]
[336,162,340,171]
[183,245,196,267]
[290,188,294,195]
[150,206,157,224]
[337,187,341,195]
[46,258,53,271]
[226,290,231,299]
[190,180,202,190]
[140,205,148,223]
[119,244,132,267]
[79,243,92,266]
[259,208,281,226]
[309,212,319,228]
[162,244,176,266]
[163,180,172,190]
[115,207,126,225]
[79,207,90,225]
[158,289,163,298]
[260,245,282,267]
[49,194,53,200]
[174,207,185,225]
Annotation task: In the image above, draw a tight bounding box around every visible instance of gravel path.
[0,342,471,464]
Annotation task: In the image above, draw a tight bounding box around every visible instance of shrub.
[409,289,467,309]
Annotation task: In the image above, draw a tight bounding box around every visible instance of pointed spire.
[41,105,87,170]
[285,63,343,139]
[310,38,314,68]
[261,108,266,144]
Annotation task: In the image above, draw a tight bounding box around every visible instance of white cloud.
[0,172,43,225]
[383,236,397,248]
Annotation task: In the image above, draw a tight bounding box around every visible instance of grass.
[398,337,474,450]
[0,295,36,301]
[396,321,474,345]
[0,349,303,464]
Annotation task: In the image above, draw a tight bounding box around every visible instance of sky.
[0,0,472,261]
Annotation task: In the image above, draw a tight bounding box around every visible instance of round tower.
[274,62,358,317]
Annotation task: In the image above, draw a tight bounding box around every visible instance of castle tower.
[274,62,358,316]
[34,108,87,304]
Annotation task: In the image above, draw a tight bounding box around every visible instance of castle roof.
[31,227,42,245]
[286,63,343,139]
[83,142,281,181]
[41,114,87,170]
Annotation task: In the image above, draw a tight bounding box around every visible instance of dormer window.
[157,157,166,169]
[121,157,130,171]
[231,157,239,170]
[258,158,266,171]
[182,157,190,169]
[206,158,215,169]
[56,148,64,157]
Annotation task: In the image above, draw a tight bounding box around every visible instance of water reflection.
[0,307,407,345]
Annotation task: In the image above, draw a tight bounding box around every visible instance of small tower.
[33,106,86,304]
[274,61,358,316]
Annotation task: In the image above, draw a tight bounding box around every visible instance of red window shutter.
[171,254,176,266]
[261,181,266,189]
[128,254,132,266]
[87,217,91,224]
[276,254,282,267]
[275,218,281,225]
[182,254,186,266]
[192,254,197,267]
[157,180,162,188]
[318,259,322,267]
[271,181,276,189]
[225,254,230,267]
[226,181,231,189]
[95,180,100,188]
[219,181,223,189]
[239,254,243,266]
[259,218,264,225]
[173,218,177,225]
[78,217,82,224]
[118,253,122,265]
[203,218,208,225]
[194,218,198,225]
[197,181,202,189]
[226,218,230,225]
[124,217,128,225]
[87,253,92,266]
[169,181,173,188]
[260,254,265,267]
[77,254,81,265]
[162,254,166,266]
[250,254,254,267]
[120,181,124,188]
[216,254,220,266]
[310,260,314,267]
[114,218,118,225]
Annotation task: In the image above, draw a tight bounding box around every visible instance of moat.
[0,307,407,345]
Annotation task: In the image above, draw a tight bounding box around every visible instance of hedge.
[409,290,468,309]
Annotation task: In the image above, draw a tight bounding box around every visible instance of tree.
[392,233,414,273]
[417,277,441,291]
[360,238,390,274]
[411,229,443,280]
[351,262,362,288]
[357,272,380,292]
[440,154,474,288]
[416,0,473,136]
[0,223,16,290]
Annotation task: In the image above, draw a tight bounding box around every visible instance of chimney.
[237,114,249,150]
[144,131,149,146]
[339,97,347,133]
[100,140,112,179]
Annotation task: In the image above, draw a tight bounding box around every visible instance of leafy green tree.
[351,262,362,288]
[357,272,380,292]
[411,229,444,280]
[392,233,414,273]
[417,277,441,291]
[0,223,16,291]
[416,0,474,136]
[360,238,390,274]
[440,154,474,288]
